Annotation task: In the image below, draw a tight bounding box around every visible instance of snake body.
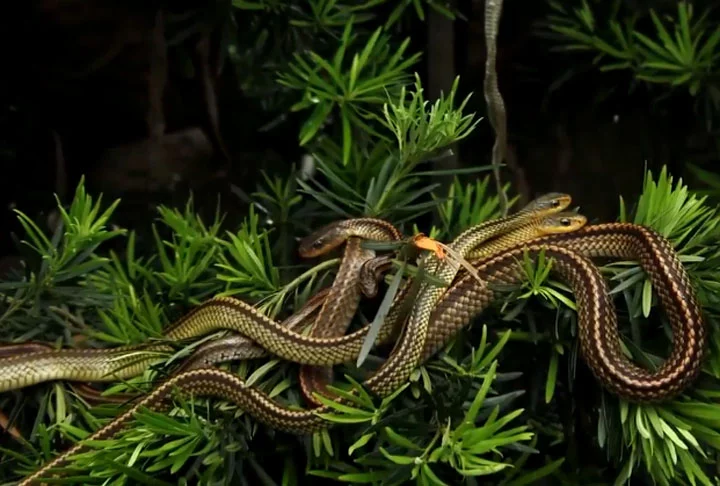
[7,204,709,484]
[299,195,573,405]
[424,224,706,400]
[63,211,586,407]
[0,220,401,392]
[295,219,401,405]
[0,196,568,394]
[177,285,333,372]
[348,193,573,399]
[17,196,580,483]
[523,223,706,399]
[0,286,333,406]
[483,0,509,214]
[19,217,707,485]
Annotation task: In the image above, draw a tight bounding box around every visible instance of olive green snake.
[0,194,707,484]
[0,194,569,394]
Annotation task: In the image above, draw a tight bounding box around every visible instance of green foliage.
[307,329,540,485]
[215,205,281,301]
[593,166,720,486]
[3,1,720,485]
[616,165,720,314]
[229,0,458,132]
[0,177,125,340]
[151,201,225,304]
[381,75,480,166]
[434,176,517,240]
[4,159,720,486]
[298,74,488,223]
[231,0,487,228]
[539,0,720,129]
[278,20,421,156]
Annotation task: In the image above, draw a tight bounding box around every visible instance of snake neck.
[309,238,372,337]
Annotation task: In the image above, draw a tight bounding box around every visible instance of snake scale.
[0,195,568,392]
[0,193,707,484]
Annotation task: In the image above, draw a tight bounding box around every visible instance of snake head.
[537,211,587,235]
[525,192,572,215]
[298,222,347,258]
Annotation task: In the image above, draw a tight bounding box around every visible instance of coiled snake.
[0,194,707,484]
[0,194,569,393]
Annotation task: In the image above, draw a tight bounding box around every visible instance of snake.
[0,219,400,393]
[66,219,400,406]
[53,210,584,409]
[507,223,707,399]
[14,194,576,483]
[483,0,509,215]
[0,288,333,406]
[296,219,401,407]
[298,195,576,406]
[18,215,707,484]
[0,194,568,395]
[85,287,338,405]
[307,193,571,403]
[33,218,705,401]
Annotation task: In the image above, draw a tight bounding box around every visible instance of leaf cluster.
[538,0,720,130]
[4,1,720,485]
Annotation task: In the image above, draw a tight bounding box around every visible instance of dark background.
[0,0,711,262]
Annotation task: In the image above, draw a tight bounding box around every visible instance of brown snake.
[6,211,707,483]
[296,220,401,406]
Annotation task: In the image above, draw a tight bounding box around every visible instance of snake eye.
[560,217,571,226]
[552,200,561,207]
[312,239,325,249]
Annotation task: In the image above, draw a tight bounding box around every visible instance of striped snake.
[295,219,402,407]
[0,194,569,396]
[8,207,708,484]
[298,193,575,405]
[56,210,588,408]
[13,194,578,483]
[0,219,401,393]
